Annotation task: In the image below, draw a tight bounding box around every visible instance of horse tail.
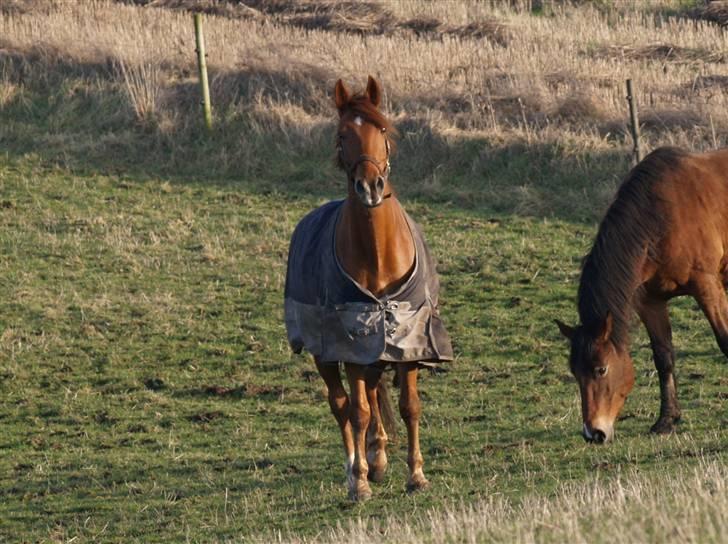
[377,378,397,443]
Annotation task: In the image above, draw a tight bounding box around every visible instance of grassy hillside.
[0,1,726,542]
[1,153,726,542]
[2,1,728,219]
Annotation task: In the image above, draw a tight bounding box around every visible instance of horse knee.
[652,347,675,373]
[350,399,371,430]
[328,390,348,417]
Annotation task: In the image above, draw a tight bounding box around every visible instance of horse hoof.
[650,418,677,434]
[368,465,387,483]
[349,483,373,502]
[406,476,430,494]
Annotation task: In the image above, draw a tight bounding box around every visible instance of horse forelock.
[577,147,687,348]
[569,326,595,372]
[338,94,398,139]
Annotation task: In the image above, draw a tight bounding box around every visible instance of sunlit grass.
[0,1,726,541]
[0,155,725,541]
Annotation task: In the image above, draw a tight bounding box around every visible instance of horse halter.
[337,126,392,206]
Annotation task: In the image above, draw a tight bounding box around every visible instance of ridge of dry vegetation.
[1,1,728,220]
[0,2,727,542]
[266,457,728,543]
[115,0,513,44]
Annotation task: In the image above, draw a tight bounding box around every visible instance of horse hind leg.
[693,274,728,358]
[315,359,355,488]
[397,362,429,493]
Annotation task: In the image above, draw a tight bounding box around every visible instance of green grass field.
[0,152,725,541]
[1,1,727,541]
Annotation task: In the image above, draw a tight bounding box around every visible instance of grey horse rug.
[284,200,453,365]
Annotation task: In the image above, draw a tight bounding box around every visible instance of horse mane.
[577,147,688,346]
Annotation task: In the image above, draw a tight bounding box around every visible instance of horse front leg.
[315,359,355,488]
[397,362,429,492]
[637,297,681,434]
[364,365,388,483]
[344,363,373,501]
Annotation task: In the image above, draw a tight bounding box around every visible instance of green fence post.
[194,13,212,132]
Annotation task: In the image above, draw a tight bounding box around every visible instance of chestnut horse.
[556,146,728,443]
[284,76,452,500]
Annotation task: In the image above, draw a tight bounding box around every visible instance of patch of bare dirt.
[110,0,512,44]
[0,0,59,15]
[640,108,705,131]
[689,74,728,91]
[593,43,725,64]
[188,410,225,423]
[700,0,728,26]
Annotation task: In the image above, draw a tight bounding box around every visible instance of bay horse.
[556,146,728,443]
[284,76,452,501]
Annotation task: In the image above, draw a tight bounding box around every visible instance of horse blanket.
[284,200,453,365]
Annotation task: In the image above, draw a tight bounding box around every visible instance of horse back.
[646,147,728,293]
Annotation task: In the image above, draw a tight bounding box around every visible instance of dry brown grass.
[115,59,162,123]
[2,1,726,137]
[264,456,728,544]
[1,0,728,213]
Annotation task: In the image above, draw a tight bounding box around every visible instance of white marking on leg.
[345,453,355,487]
[583,423,593,440]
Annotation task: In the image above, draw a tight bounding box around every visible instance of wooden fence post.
[194,13,213,132]
[626,79,642,164]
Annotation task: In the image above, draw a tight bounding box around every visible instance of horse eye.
[595,366,608,377]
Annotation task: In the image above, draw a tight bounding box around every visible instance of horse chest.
[336,232,415,297]
[349,268,413,299]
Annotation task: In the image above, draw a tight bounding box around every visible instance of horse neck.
[578,244,644,350]
[336,196,415,294]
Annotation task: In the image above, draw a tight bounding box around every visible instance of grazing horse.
[556,146,728,444]
[284,76,453,500]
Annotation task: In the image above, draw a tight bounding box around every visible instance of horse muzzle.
[582,422,614,444]
[354,176,386,208]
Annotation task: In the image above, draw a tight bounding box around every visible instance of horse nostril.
[354,179,366,195]
[592,430,607,444]
[376,176,384,194]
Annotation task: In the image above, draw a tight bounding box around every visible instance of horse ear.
[365,75,381,107]
[597,312,613,344]
[554,319,575,341]
[334,79,350,112]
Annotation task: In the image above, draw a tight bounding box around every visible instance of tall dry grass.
[1,1,728,215]
[2,1,727,134]
[115,59,161,123]
[263,457,728,543]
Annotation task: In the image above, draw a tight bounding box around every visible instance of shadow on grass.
[0,47,635,223]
